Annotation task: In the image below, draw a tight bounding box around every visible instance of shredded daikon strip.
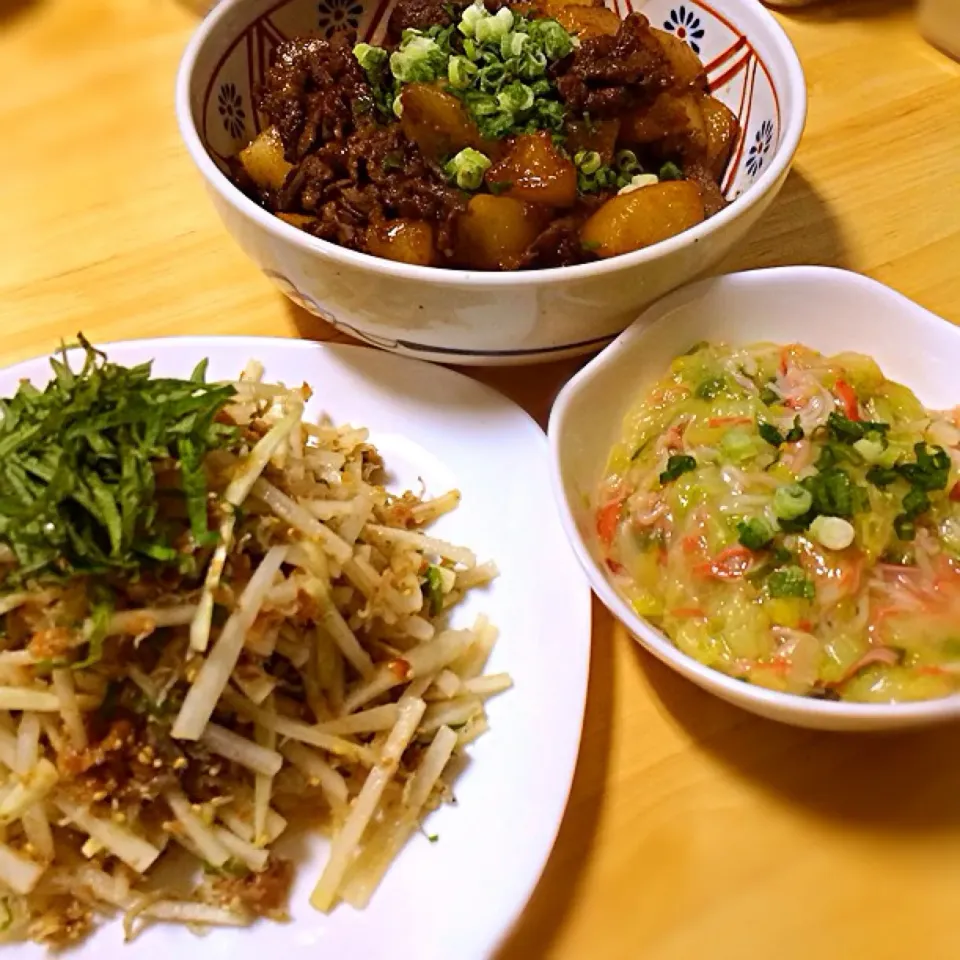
[343,630,474,714]
[125,898,251,941]
[451,617,498,680]
[430,670,462,699]
[362,524,476,568]
[141,900,251,926]
[0,727,16,770]
[342,555,380,599]
[81,837,104,859]
[224,691,375,764]
[51,669,87,750]
[213,826,269,872]
[163,788,230,868]
[55,799,160,873]
[0,591,55,617]
[200,723,282,777]
[244,620,280,658]
[190,404,301,652]
[0,759,57,823]
[45,863,130,906]
[232,668,277,705]
[314,594,375,679]
[279,742,349,821]
[410,490,461,525]
[456,712,490,747]
[253,698,276,845]
[0,652,37,668]
[337,491,373,546]
[21,805,54,862]
[341,725,458,908]
[15,713,40,774]
[455,560,500,590]
[285,540,330,580]
[106,606,197,636]
[397,615,435,644]
[240,359,265,382]
[0,840,44,894]
[419,696,483,735]
[461,673,513,698]
[219,806,286,845]
[174,546,288,740]
[37,718,64,756]
[0,689,59,712]
[252,478,353,564]
[275,635,309,669]
[310,696,426,911]
[315,704,399,736]
[301,499,357,521]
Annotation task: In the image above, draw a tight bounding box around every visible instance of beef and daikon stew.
[231,0,740,270]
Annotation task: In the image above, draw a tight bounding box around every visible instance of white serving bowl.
[548,266,960,730]
[176,0,806,365]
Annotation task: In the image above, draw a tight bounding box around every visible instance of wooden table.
[3,0,960,956]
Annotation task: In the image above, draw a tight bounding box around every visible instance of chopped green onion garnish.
[448,54,478,88]
[773,484,813,521]
[354,42,387,74]
[737,518,774,550]
[574,150,602,176]
[497,80,535,114]
[474,6,514,43]
[445,147,492,190]
[809,515,855,551]
[389,34,448,84]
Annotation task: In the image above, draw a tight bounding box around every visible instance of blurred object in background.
[918,0,960,61]
[760,0,822,6]
[178,0,221,13]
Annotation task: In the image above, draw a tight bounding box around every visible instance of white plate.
[549,266,960,731]
[3,337,591,960]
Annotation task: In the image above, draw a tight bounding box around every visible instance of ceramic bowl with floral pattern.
[177,0,806,364]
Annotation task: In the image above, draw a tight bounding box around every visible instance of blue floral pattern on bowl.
[663,5,706,55]
[745,119,774,177]
[218,82,246,139]
[317,0,364,37]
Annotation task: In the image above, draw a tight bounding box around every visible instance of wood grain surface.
[2,0,960,956]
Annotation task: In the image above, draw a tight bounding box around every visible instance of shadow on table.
[0,0,38,24]
[287,297,591,428]
[496,596,616,960]
[632,644,960,834]
[286,299,364,349]
[719,168,850,275]
[772,0,914,24]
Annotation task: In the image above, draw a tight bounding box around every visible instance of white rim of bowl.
[175,0,808,287]
[547,265,960,723]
